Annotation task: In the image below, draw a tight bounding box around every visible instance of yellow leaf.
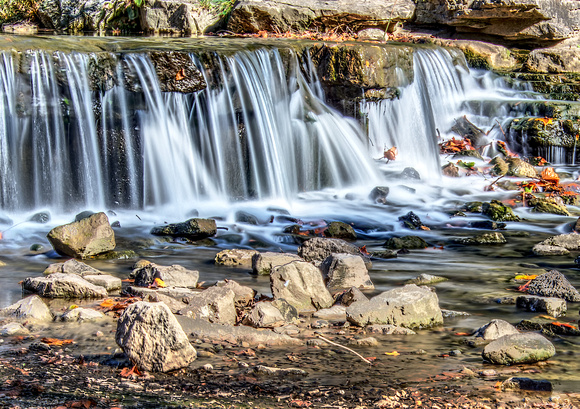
[514,274,538,280]
[69,304,78,310]
[384,351,400,356]
[154,277,167,288]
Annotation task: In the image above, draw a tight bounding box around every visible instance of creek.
[0,34,579,397]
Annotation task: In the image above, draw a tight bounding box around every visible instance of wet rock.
[516,295,567,318]
[181,317,302,346]
[313,305,346,321]
[133,263,199,288]
[507,157,537,178]
[490,156,508,176]
[441,309,470,318]
[398,211,428,230]
[311,319,329,329]
[469,220,506,230]
[475,319,519,341]
[22,274,108,299]
[399,167,421,180]
[357,28,386,40]
[482,333,555,365]
[324,221,357,241]
[243,302,286,328]
[140,0,221,35]
[29,211,50,224]
[272,299,299,323]
[213,280,255,307]
[346,284,443,328]
[350,336,379,347]
[60,307,106,322]
[337,287,369,306]
[47,212,116,259]
[93,250,138,260]
[235,211,260,225]
[528,196,570,216]
[454,232,506,245]
[116,301,196,372]
[145,51,206,93]
[74,211,95,222]
[320,253,374,292]
[516,319,580,336]
[179,287,236,325]
[0,322,30,336]
[1,295,52,322]
[251,365,306,377]
[298,237,369,267]
[252,252,303,276]
[406,273,447,285]
[482,200,520,222]
[536,233,580,250]
[44,259,103,277]
[369,249,398,259]
[500,377,552,392]
[366,324,416,335]
[453,149,483,160]
[527,270,580,302]
[30,244,44,252]
[369,186,389,204]
[442,162,459,177]
[271,261,333,312]
[150,218,216,241]
[532,244,570,256]
[463,201,483,213]
[383,236,428,249]
[214,249,259,268]
[450,116,487,147]
[83,274,122,292]
[133,259,153,270]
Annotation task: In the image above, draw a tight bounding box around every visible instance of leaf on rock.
[41,337,74,346]
[384,351,400,356]
[540,167,559,184]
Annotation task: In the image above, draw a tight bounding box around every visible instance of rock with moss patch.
[454,232,506,245]
[482,200,520,222]
[528,196,570,216]
[507,158,537,178]
[150,218,216,241]
[482,333,555,365]
[383,236,428,249]
[324,221,357,240]
[490,156,508,176]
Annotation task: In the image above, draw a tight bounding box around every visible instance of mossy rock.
[453,150,483,160]
[482,200,520,222]
[528,197,570,216]
[462,201,483,213]
[490,157,508,176]
[383,236,428,249]
[324,221,357,241]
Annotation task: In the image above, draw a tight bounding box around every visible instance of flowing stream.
[0,36,579,395]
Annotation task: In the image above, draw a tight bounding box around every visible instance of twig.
[495,119,507,139]
[316,334,372,365]
[487,174,505,189]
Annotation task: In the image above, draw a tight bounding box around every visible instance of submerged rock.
[320,253,374,292]
[47,212,116,259]
[150,218,216,241]
[383,236,428,249]
[369,186,390,204]
[398,211,428,230]
[116,301,196,372]
[406,273,447,285]
[270,261,333,312]
[23,274,108,299]
[500,377,553,392]
[346,284,443,328]
[527,270,580,302]
[482,333,555,365]
[252,252,303,276]
[516,295,567,318]
[454,232,506,245]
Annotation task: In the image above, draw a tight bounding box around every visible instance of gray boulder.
[150,218,216,241]
[483,333,556,365]
[43,259,102,276]
[252,252,303,276]
[337,286,369,306]
[1,295,52,322]
[516,295,567,318]
[536,233,580,250]
[215,249,259,268]
[133,263,199,288]
[47,212,116,259]
[0,322,30,336]
[527,270,580,302]
[179,286,237,325]
[298,237,369,267]
[116,301,196,372]
[243,302,286,328]
[22,274,107,299]
[346,284,443,328]
[270,261,333,312]
[475,319,519,341]
[213,280,255,307]
[83,274,122,292]
[320,253,374,292]
[532,244,570,256]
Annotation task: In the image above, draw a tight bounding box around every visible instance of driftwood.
[316,334,373,365]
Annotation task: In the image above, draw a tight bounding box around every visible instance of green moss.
[482,200,520,222]
[462,48,491,70]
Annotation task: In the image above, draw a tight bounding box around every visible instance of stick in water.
[316,334,372,365]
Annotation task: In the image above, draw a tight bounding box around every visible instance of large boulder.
[346,284,443,328]
[243,302,286,328]
[140,2,222,36]
[527,270,580,301]
[212,280,255,307]
[116,301,196,372]
[150,218,216,241]
[252,252,303,276]
[22,273,108,298]
[133,263,199,288]
[320,253,374,292]
[1,295,53,322]
[298,237,369,266]
[475,319,519,341]
[482,333,556,365]
[47,212,116,259]
[227,0,415,34]
[179,287,237,325]
[270,261,333,312]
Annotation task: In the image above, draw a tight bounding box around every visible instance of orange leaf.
[454,332,470,336]
[552,322,577,329]
[175,68,186,81]
[541,167,559,184]
[41,337,74,346]
[359,245,370,255]
[534,118,553,126]
[494,381,502,389]
[384,146,398,161]
[100,298,116,308]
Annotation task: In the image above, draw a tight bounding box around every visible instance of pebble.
[480,369,497,377]
[95,331,104,337]
[202,364,213,371]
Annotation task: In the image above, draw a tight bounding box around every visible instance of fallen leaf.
[175,68,186,81]
[551,322,577,329]
[514,274,538,280]
[384,351,400,356]
[384,146,398,161]
[454,332,471,336]
[534,117,554,126]
[100,298,116,308]
[541,167,560,184]
[41,337,74,347]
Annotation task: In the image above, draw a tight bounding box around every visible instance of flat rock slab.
[527,270,580,301]
[532,244,570,256]
[47,212,115,259]
[483,333,555,365]
[22,273,108,299]
[83,274,122,292]
[347,284,443,328]
[366,324,416,335]
[516,295,567,318]
[537,233,580,250]
[178,316,302,346]
[1,295,53,322]
[44,259,103,276]
[60,307,106,322]
[251,365,307,377]
[313,305,347,321]
[116,301,196,372]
